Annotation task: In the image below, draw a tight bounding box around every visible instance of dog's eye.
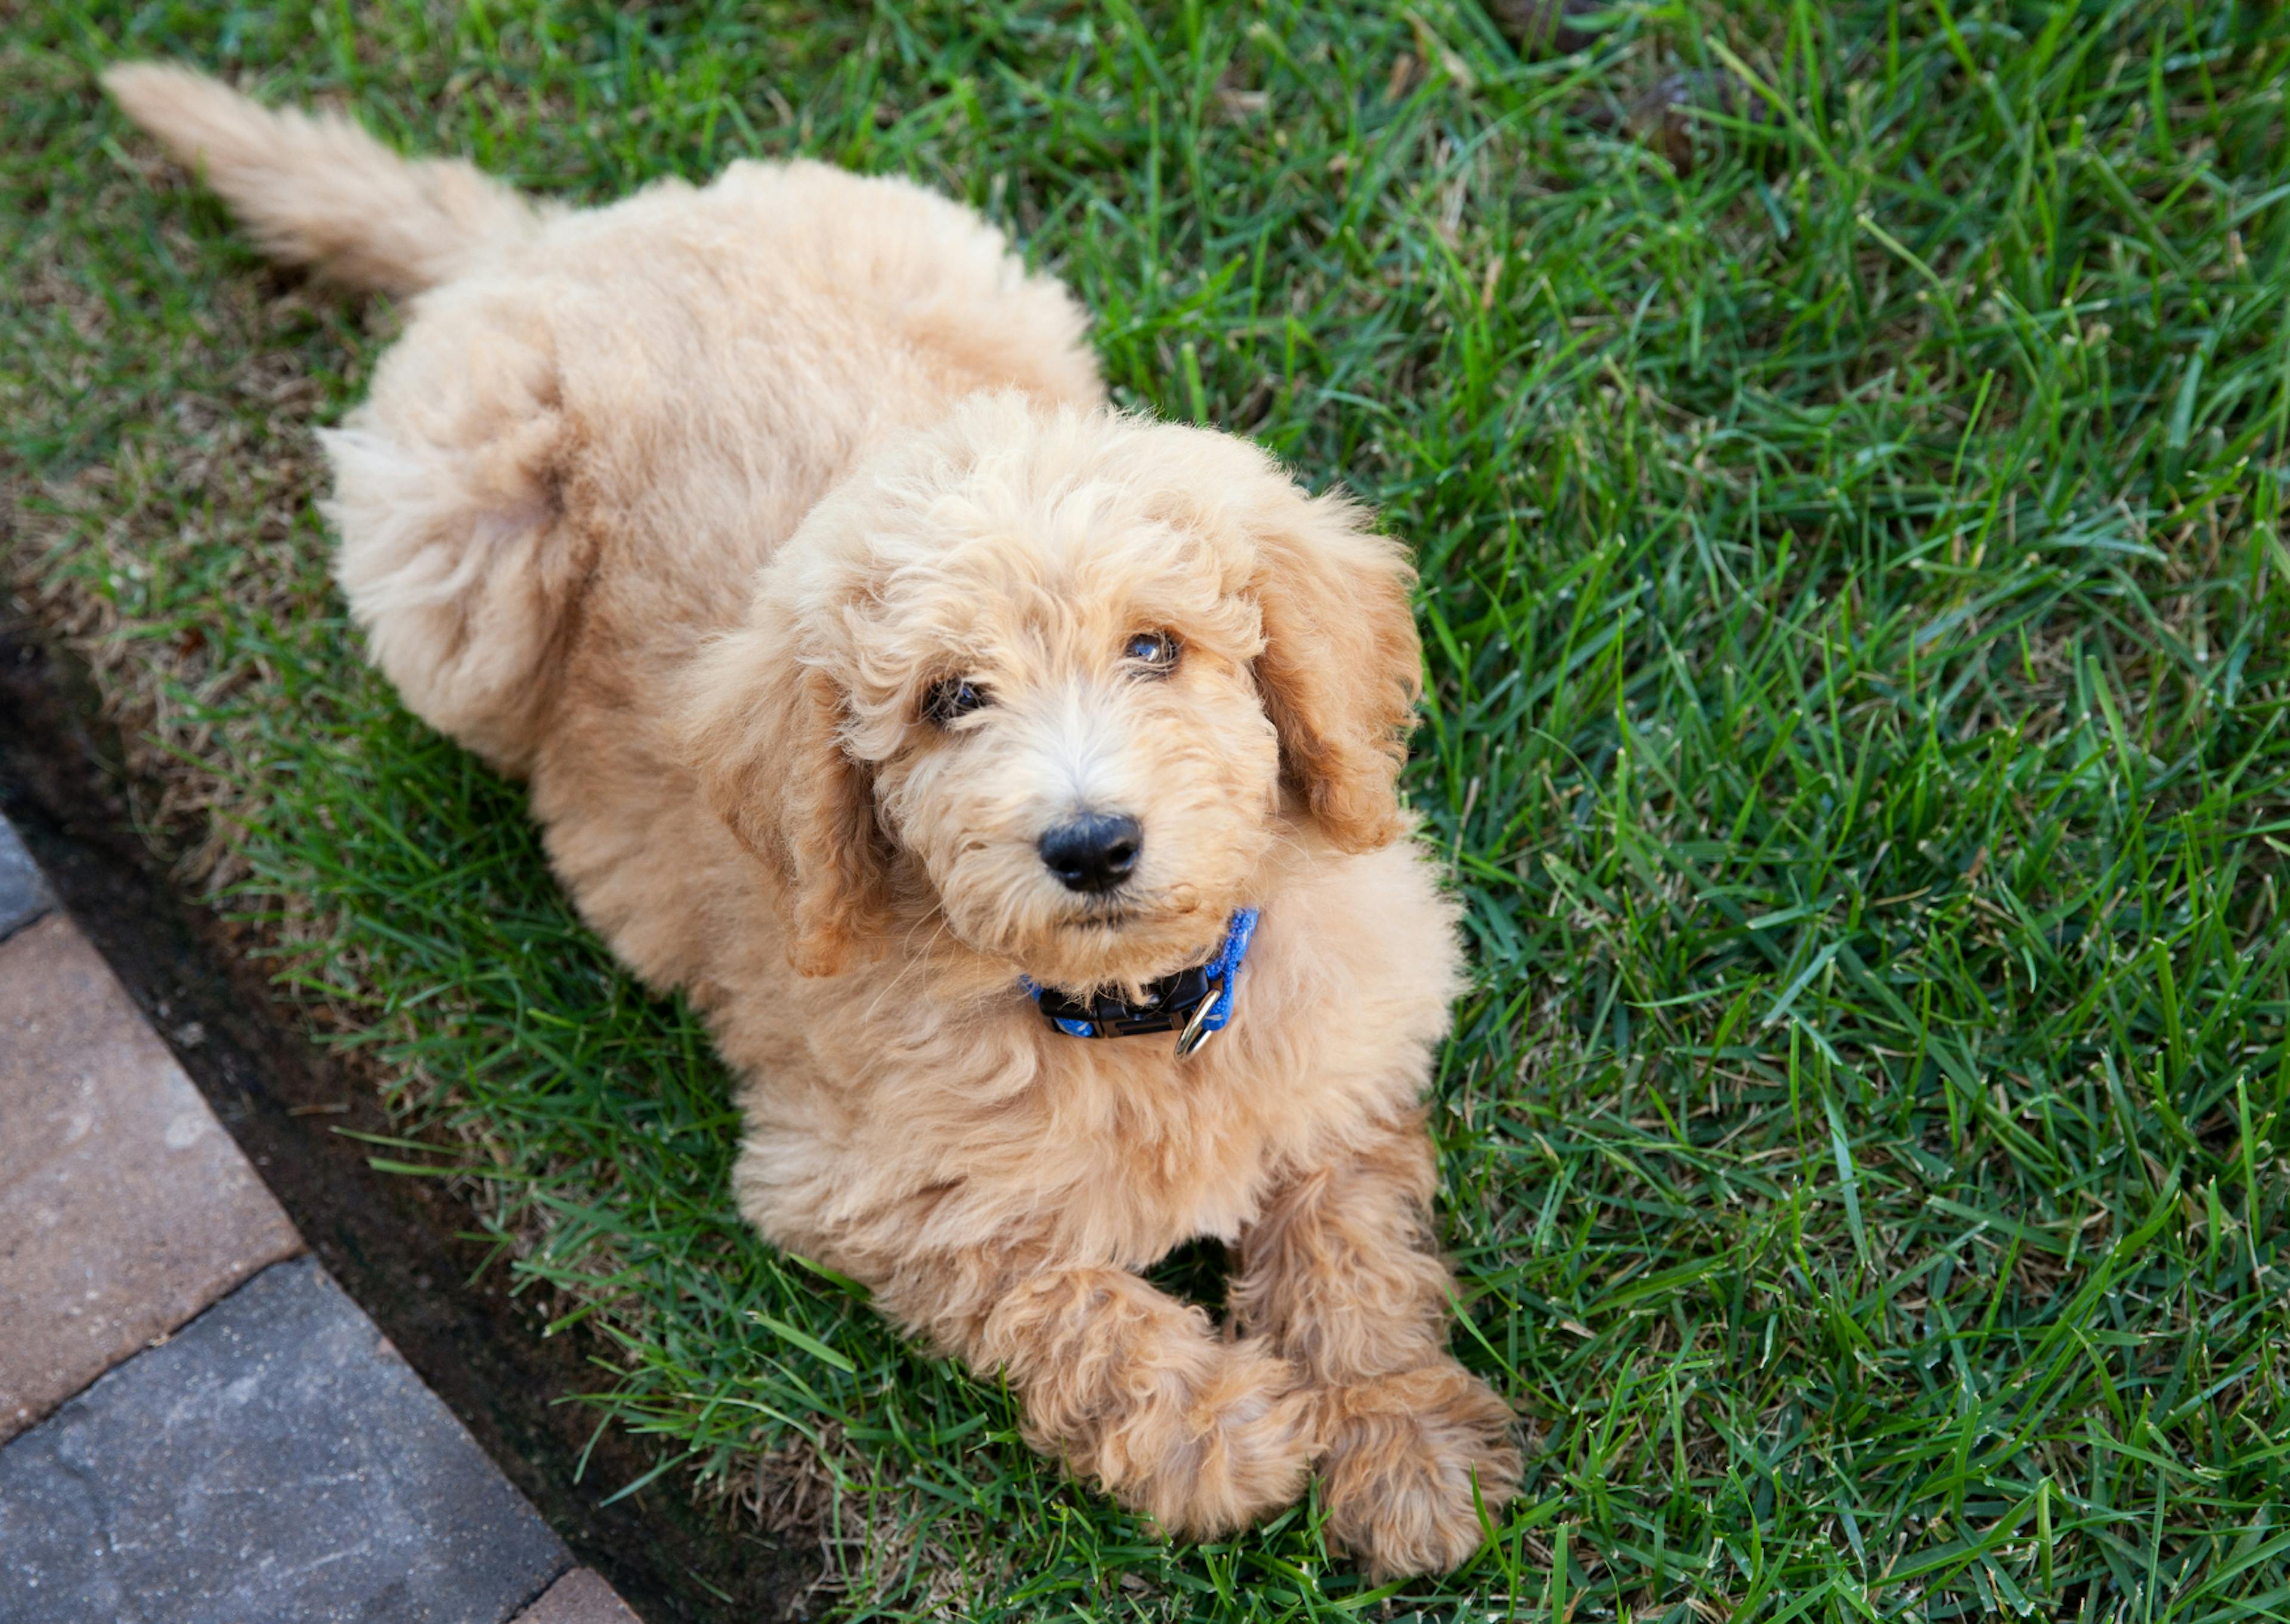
[921,677,989,727]
[1124,631,1179,672]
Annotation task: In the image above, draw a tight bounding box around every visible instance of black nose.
[1038,813,1143,894]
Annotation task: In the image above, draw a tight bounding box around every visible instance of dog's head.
[682,395,1421,992]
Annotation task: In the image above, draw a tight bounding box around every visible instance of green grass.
[10,1,2290,1617]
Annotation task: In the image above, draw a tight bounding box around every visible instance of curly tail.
[101,63,547,297]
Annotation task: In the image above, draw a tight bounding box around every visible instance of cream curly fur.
[105,61,1521,1575]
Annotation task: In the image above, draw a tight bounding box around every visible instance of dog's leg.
[895,1261,1320,1538]
[1232,1114,1521,1577]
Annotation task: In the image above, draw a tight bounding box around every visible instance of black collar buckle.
[1032,963,1219,1042]
[1024,908,1257,1057]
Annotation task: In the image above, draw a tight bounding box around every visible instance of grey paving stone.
[513,1567,646,1623]
[0,915,304,1440]
[0,1257,571,1624]
[0,815,52,943]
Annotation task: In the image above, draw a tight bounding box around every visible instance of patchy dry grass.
[12,2,2290,1619]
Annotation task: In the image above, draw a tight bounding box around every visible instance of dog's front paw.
[1101,1340,1321,1539]
[1315,1361,1521,1578]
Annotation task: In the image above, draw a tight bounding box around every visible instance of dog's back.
[107,67,1105,979]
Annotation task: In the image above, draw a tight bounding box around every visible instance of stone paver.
[515,1567,648,1623]
[0,912,305,1440]
[0,815,52,942]
[0,815,646,1618]
[0,1256,573,1624]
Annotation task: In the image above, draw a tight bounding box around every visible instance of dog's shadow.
[1146,1236,1236,1318]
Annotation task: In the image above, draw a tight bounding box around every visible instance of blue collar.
[1023,909,1258,1058]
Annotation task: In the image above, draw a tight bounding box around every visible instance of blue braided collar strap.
[1023,908,1259,1058]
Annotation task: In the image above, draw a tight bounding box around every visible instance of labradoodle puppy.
[105,63,1521,1575]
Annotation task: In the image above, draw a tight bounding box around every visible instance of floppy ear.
[680,605,895,976]
[1249,491,1423,851]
